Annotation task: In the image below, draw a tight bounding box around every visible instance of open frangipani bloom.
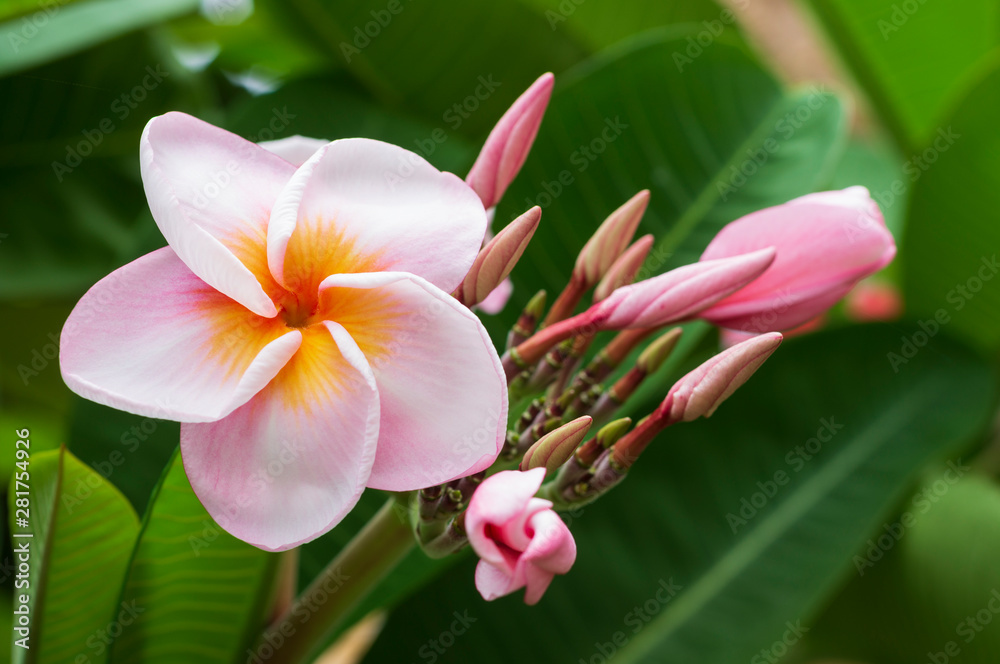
[466,468,576,605]
[60,111,508,551]
[699,186,896,333]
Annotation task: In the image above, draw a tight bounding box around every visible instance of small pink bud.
[574,190,650,288]
[699,187,896,333]
[594,234,654,301]
[661,332,782,422]
[466,468,576,605]
[587,248,776,330]
[507,249,774,375]
[520,416,592,474]
[466,73,554,209]
[457,207,541,307]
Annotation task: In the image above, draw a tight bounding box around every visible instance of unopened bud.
[507,289,547,351]
[520,416,593,474]
[662,332,783,422]
[595,417,632,449]
[574,190,649,287]
[456,206,541,307]
[466,73,554,209]
[594,234,654,301]
[637,328,683,374]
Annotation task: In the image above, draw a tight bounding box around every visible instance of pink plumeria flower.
[699,186,897,333]
[60,112,507,551]
[466,468,576,605]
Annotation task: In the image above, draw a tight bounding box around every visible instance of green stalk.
[259,496,415,664]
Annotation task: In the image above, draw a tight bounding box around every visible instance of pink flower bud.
[520,416,592,474]
[574,190,649,288]
[594,234,654,301]
[457,207,541,308]
[466,73,554,209]
[587,248,776,330]
[507,249,774,375]
[466,468,576,605]
[699,187,896,333]
[661,332,782,422]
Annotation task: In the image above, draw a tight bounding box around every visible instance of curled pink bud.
[506,249,774,377]
[457,207,541,308]
[466,73,554,209]
[699,187,896,333]
[662,332,782,422]
[594,234,654,301]
[587,247,776,330]
[466,468,576,605]
[575,190,649,288]
[520,416,592,474]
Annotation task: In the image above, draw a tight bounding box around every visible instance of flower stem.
[259,496,415,664]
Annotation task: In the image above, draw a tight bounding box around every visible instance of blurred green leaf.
[498,29,846,328]
[801,472,1000,663]
[826,137,907,238]
[519,0,726,50]
[109,449,276,664]
[66,399,179,516]
[362,325,994,664]
[269,0,589,136]
[225,76,475,173]
[8,446,139,664]
[902,57,1000,352]
[805,0,1000,150]
[0,0,199,76]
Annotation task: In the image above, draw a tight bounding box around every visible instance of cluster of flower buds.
[410,73,896,605]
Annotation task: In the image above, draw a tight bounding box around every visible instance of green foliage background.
[1,1,999,662]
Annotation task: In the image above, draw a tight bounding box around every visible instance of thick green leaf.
[362,325,994,664]
[8,447,139,664]
[498,29,847,328]
[805,0,999,150]
[108,450,276,664]
[901,58,1000,352]
[801,472,1000,663]
[270,0,588,136]
[826,136,908,239]
[0,0,199,76]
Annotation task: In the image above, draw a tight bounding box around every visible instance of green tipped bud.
[594,234,655,301]
[595,417,632,449]
[520,416,593,474]
[507,289,547,350]
[574,190,650,287]
[456,206,540,307]
[637,328,683,374]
